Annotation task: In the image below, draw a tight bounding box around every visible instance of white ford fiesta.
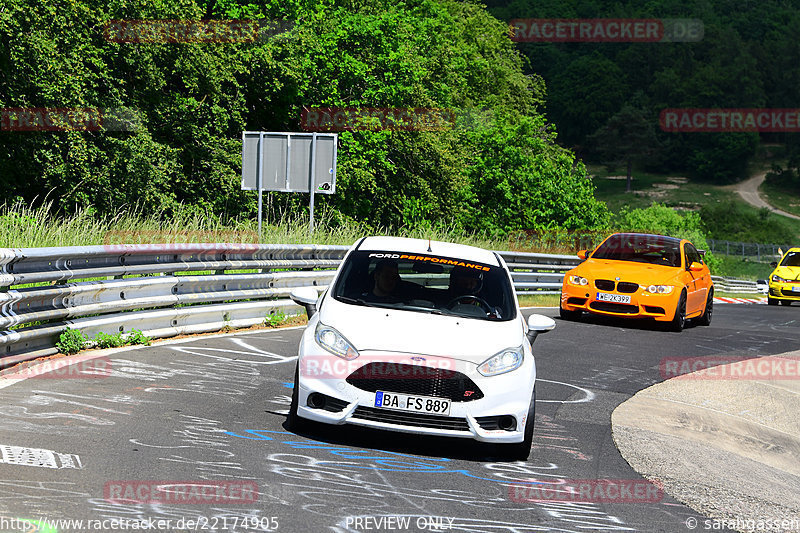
[289,236,555,459]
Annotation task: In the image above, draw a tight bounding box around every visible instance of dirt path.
[732,171,800,220]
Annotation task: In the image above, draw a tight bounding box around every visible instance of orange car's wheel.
[697,290,713,326]
[670,291,687,332]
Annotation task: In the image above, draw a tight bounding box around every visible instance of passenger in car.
[363,260,405,303]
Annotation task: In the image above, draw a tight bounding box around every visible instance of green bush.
[613,203,721,272]
[126,329,151,346]
[56,328,87,355]
[266,310,288,328]
[700,200,797,244]
[93,332,125,349]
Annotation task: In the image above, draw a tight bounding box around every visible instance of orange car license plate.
[596,292,631,304]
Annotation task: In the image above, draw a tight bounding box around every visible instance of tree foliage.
[0,0,608,236]
[490,0,800,183]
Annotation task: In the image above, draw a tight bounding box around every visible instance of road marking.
[0,445,83,469]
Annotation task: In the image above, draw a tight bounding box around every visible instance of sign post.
[241,131,337,239]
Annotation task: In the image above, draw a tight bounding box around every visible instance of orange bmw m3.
[560,233,714,331]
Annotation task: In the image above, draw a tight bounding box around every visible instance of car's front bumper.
[768,281,800,301]
[561,284,676,321]
[294,350,535,444]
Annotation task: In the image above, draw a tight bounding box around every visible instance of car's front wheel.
[670,291,687,332]
[768,297,778,306]
[500,388,535,461]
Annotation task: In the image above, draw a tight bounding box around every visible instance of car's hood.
[574,259,681,284]
[773,266,800,281]
[318,296,523,363]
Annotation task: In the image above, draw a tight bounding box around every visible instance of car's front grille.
[590,302,639,314]
[595,279,615,291]
[783,290,800,297]
[352,406,470,431]
[346,363,484,402]
[617,282,639,293]
[643,306,666,315]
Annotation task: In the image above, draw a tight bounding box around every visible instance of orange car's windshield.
[592,234,682,267]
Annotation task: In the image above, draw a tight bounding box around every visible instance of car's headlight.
[315,323,359,360]
[646,285,674,294]
[772,274,789,283]
[478,347,523,377]
[569,275,589,286]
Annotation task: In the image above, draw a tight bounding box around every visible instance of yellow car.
[560,233,714,331]
[768,248,800,306]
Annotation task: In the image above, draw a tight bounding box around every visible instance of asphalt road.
[1,305,799,533]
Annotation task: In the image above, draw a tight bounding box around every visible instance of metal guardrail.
[710,275,760,294]
[0,244,581,368]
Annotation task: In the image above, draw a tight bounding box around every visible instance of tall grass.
[0,201,507,250]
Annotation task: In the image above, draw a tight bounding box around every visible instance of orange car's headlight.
[568,275,589,286]
[646,285,674,294]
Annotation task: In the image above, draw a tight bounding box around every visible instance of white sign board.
[241,132,337,193]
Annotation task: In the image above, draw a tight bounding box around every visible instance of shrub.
[126,329,151,346]
[93,332,125,349]
[56,328,87,354]
[613,203,720,272]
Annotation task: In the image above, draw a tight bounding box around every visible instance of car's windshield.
[780,251,800,267]
[592,234,682,267]
[331,250,516,321]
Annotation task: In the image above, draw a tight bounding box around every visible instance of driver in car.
[444,266,501,318]
[449,265,483,296]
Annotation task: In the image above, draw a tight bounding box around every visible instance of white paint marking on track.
[0,444,83,469]
[536,379,596,404]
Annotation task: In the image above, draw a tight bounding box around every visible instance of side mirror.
[526,314,556,344]
[290,286,320,317]
[689,262,704,272]
[577,250,589,260]
[770,261,778,268]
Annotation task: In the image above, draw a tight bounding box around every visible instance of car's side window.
[685,244,701,267]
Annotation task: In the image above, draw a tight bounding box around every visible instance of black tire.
[670,291,687,332]
[780,299,791,306]
[768,297,778,306]
[697,290,713,326]
[559,306,581,321]
[288,363,310,432]
[501,388,535,461]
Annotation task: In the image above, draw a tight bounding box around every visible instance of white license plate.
[374,391,451,416]
[794,286,800,292]
[596,292,631,304]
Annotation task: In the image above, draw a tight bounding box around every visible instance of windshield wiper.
[337,296,378,307]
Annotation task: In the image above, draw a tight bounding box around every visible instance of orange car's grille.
[590,302,639,314]
[595,279,615,290]
[617,282,639,293]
